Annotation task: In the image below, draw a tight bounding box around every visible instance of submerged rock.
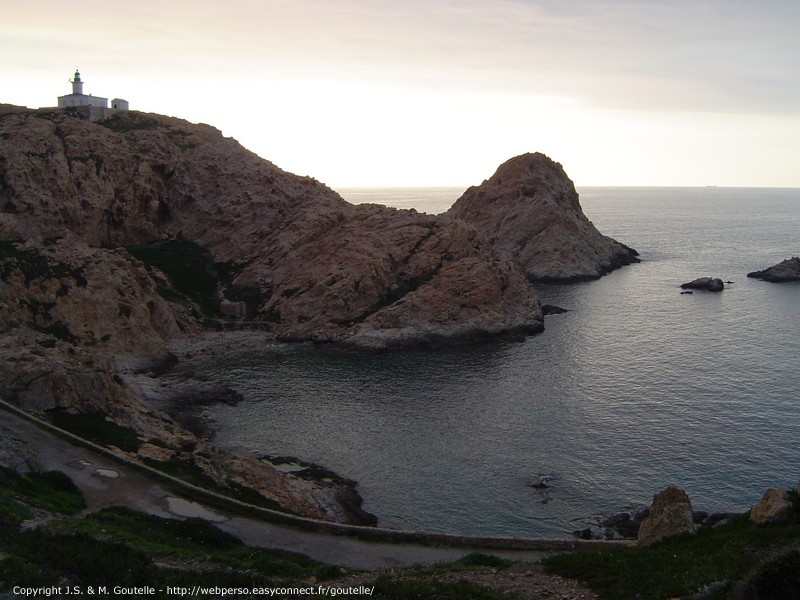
[747,257,800,283]
[446,153,639,282]
[541,304,569,315]
[680,277,725,292]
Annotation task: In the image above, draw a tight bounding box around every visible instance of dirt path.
[1,406,550,569]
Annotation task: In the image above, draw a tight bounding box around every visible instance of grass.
[4,461,798,599]
[0,467,85,519]
[543,514,800,599]
[49,411,142,453]
[81,506,341,579]
[370,577,510,599]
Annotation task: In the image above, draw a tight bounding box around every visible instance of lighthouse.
[71,69,83,95]
[58,68,107,109]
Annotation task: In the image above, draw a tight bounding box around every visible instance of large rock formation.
[446,153,639,282]
[637,485,695,547]
[747,257,800,283]
[0,106,542,349]
[0,105,547,524]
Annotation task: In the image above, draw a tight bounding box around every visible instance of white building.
[56,69,129,121]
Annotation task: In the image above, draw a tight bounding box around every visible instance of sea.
[203,187,799,538]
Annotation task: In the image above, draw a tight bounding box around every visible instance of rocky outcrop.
[0,425,39,473]
[0,106,546,524]
[446,153,639,282]
[0,106,542,350]
[749,487,792,525]
[680,277,724,292]
[637,485,695,547]
[747,257,800,283]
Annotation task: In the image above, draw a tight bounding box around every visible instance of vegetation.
[0,472,343,595]
[0,467,85,521]
[543,514,800,599]
[369,578,509,599]
[4,463,799,599]
[126,239,222,317]
[49,411,142,452]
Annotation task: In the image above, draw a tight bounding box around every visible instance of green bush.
[127,239,221,317]
[543,515,800,600]
[0,467,84,516]
[50,411,142,452]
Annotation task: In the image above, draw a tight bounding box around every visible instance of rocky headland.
[747,256,800,282]
[1,104,638,526]
[446,153,639,282]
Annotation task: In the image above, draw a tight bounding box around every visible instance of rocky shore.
[747,256,800,282]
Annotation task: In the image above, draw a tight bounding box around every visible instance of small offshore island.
[0,103,637,526]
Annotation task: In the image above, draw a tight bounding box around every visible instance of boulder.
[0,426,39,473]
[747,257,800,283]
[637,485,695,546]
[749,487,792,525]
[446,153,639,282]
[680,277,724,292]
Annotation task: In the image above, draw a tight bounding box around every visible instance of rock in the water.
[541,304,569,315]
[680,277,724,292]
[747,257,800,283]
[637,485,695,547]
[446,153,639,282]
[749,487,792,525]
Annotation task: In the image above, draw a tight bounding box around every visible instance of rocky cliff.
[0,105,546,524]
[446,153,639,282]
[0,106,542,348]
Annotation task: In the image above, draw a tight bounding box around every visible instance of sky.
[2,0,799,188]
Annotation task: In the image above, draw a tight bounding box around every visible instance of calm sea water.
[205,187,799,538]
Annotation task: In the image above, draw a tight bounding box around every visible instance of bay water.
[204,187,799,538]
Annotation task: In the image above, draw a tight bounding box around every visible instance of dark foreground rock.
[747,257,800,283]
[681,277,725,292]
[446,153,639,282]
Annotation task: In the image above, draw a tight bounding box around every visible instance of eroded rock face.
[637,485,694,547]
[446,153,639,282]
[747,257,800,283]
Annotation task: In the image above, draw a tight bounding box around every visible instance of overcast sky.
[3,0,799,187]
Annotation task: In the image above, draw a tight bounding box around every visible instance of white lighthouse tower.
[71,69,84,95]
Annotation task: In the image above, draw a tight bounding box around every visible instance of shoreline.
[155,330,750,542]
